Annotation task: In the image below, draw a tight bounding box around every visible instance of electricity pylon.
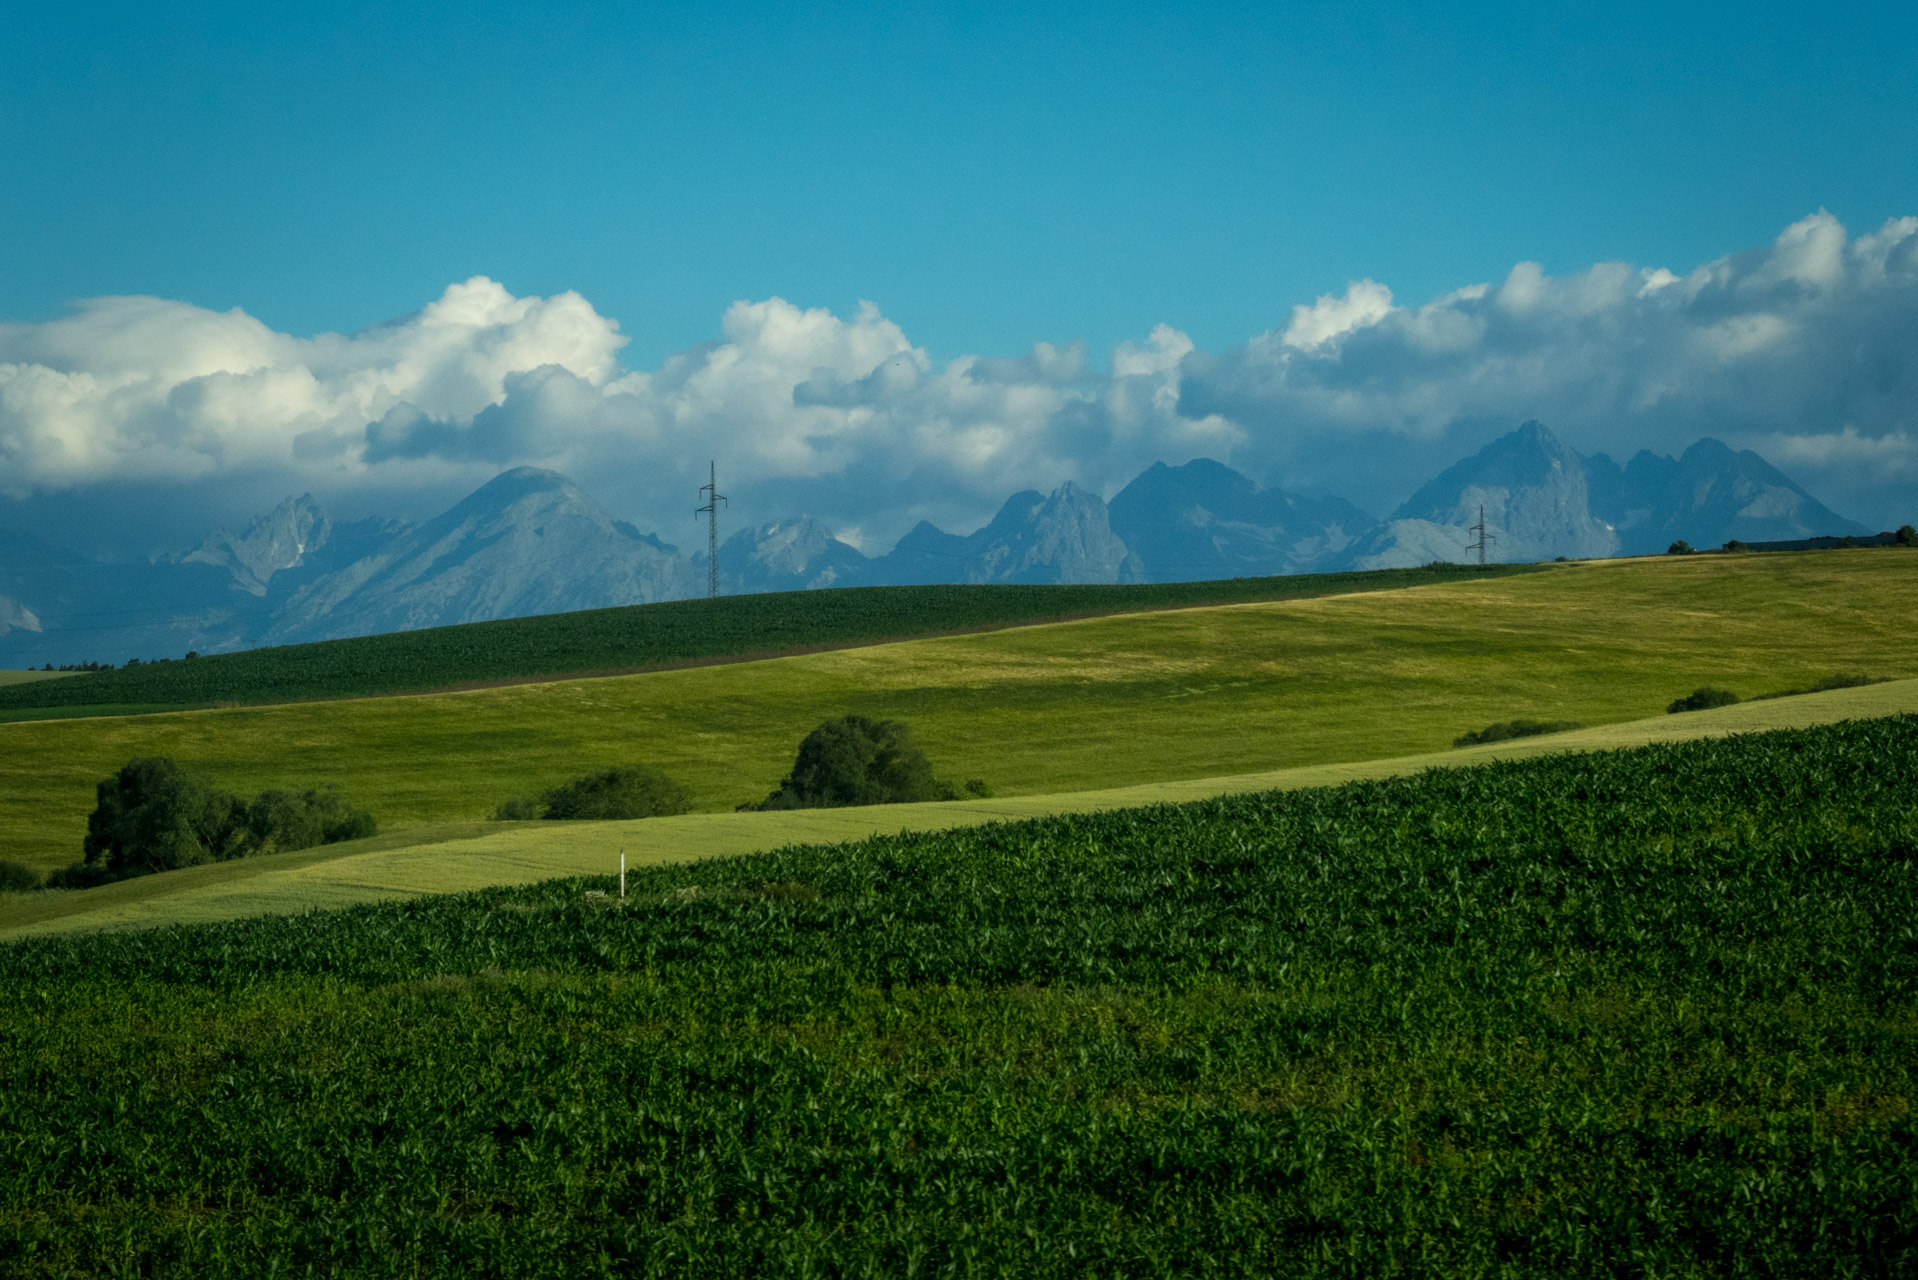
[695,461,726,598]
[1466,503,1496,565]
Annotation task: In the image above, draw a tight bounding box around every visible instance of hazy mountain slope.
[1351,422,1620,568]
[266,468,694,642]
[1108,458,1377,580]
[1587,438,1872,554]
[863,482,1144,585]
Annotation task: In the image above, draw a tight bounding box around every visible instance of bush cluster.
[0,859,41,893]
[1752,672,1886,701]
[45,758,377,889]
[1668,686,1740,713]
[496,765,693,822]
[1452,718,1583,748]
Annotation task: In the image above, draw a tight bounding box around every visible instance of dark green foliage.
[0,718,1915,1274]
[1452,717,1583,747]
[1667,685,1740,713]
[962,778,994,798]
[492,795,539,821]
[1752,672,1887,701]
[244,788,378,853]
[749,715,955,810]
[538,766,691,821]
[0,565,1543,719]
[0,861,38,893]
[1666,539,1695,554]
[81,757,249,877]
[1898,524,1917,547]
[74,760,376,886]
[40,861,114,891]
[1723,538,1749,552]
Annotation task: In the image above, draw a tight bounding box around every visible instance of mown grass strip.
[10,676,1914,941]
[2,716,1913,1275]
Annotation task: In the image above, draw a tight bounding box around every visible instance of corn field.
[2,715,1914,1275]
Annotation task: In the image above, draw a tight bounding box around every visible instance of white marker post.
[619,850,626,899]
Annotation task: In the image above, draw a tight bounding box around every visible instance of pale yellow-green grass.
[1,550,1913,883]
[0,669,74,686]
[6,677,1914,941]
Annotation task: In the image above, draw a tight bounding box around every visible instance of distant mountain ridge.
[0,425,1879,664]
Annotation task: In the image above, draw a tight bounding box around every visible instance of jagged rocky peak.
[716,516,870,594]
[1587,437,1870,554]
[0,593,41,636]
[183,493,331,595]
[1108,458,1378,580]
[968,482,1145,585]
[862,480,1143,586]
[264,467,694,644]
[1353,421,1619,568]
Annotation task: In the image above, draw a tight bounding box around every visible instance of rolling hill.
[2,548,1913,881]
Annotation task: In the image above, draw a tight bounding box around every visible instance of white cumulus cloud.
[3,210,1917,539]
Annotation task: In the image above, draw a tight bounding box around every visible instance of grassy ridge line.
[0,565,1541,715]
[9,676,1913,941]
[2,552,1912,878]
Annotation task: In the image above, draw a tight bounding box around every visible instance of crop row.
[1,714,1913,1275]
[0,563,1539,716]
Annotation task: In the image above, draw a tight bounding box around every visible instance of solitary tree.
[82,757,248,878]
[749,716,957,810]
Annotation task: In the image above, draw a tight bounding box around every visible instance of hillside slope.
[8,677,1913,941]
[1,549,1913,877]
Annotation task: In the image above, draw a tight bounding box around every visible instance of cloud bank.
[3,211,1915,542]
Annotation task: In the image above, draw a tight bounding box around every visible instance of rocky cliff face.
[1587,438,1871,555]
[266,468,694,642]
[181,494,331,596]
[710,517,871,595]
[1109,458,1377,580]
[1350,422,1620,569]
[863,482,1145,586]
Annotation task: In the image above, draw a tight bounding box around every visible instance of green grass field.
[3,717,1913,1275]
[6,676,1913,942]
[0,564,1536,716]
[2,550,1913,880]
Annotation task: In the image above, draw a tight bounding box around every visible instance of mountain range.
[0,423,1878,666]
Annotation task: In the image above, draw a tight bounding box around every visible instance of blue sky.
[2,1,1916,547]
[7,1,1913,364]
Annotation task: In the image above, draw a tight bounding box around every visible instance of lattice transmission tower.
[695,461,727,598]
[1466,503,1496,565]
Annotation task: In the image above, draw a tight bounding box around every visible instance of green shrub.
[42,861,115,891]
[1668,687,1740,714]
[1751,673,1886,701]
[245,788,378,853]
[540,766,691,821]
[1723,539,1749,552]
[0,859,40,893]
[749,715,957,810]
[1667,540,1695,555]
[962,779,994,798]
[1452,718,1584,747]
[1897,524,1916,547]
[492,795,540,821]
